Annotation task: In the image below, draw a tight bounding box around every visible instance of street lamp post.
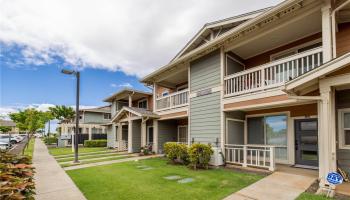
[61,69,80,163]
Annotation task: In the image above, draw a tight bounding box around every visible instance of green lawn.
[61,155,132,167]
[23,138,35,157]
[56,152,125,162]
[48,147,109,156]
[297,193,333,200]
[67,158,263,200]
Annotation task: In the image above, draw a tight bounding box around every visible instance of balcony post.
[243,145,247,167]
[269,146,275,171]
[322,1,333,61]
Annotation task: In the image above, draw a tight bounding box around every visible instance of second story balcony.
[224,47,323,97]
[156,89,189,111]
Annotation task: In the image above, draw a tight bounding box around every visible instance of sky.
[0,0,282,131]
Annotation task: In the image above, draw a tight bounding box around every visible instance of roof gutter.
[140,0,300,83]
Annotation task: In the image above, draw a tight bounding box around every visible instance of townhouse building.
[105,0,350,192]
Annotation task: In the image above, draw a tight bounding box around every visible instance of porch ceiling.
[229,9,321,59]
[156,69,188,88]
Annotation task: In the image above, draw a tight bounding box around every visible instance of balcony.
[156,89,189,111]
[224,47,323,97]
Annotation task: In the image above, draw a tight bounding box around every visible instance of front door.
[295,118,318,167]
[147,127,153,145]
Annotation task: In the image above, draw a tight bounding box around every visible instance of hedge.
[84,139,107,147]
[44,136,58,144]
[188,143,213,170]
[163,142,189,164]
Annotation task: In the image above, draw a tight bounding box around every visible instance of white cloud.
[0,0,282,77]
[110,83,117,88]
[118,83,133,88]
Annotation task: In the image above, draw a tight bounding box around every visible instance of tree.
[0,126,11,133]
[9,109,49,137]
[49,105,75,124]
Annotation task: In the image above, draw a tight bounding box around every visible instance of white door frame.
[225,118,245,145]
[177,125,188,143]
[147,126,153,145]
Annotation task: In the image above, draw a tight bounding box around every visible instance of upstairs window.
[103,113,111,119]
[138,99,148,109]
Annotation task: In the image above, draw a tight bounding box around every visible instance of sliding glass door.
[247,114,288,163]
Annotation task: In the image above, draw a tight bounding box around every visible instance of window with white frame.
[162,90,169,97]
[338,109,350,149]
[138,99,148,109]
[103,113,111,119]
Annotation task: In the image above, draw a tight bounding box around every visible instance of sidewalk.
[223,170,317,200]
[33,138,86,200]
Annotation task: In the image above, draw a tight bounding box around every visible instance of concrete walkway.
[224,169,317,200]
[64,154,162,171]
[33,138,86,200]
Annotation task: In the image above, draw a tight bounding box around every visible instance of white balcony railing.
[224,47,323,97]
[156,89,189,111]
[225,144,275,171]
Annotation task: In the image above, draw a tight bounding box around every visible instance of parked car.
[0,135,18,144]
[13,135,24,142]
[0,141,10,150]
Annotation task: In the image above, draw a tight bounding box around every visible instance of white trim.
[137,98,148,109]
[245,111,291,164]
[225,118,245,147]
[147,126,154,145]
[177,125,188,143]
[338,108,350,149]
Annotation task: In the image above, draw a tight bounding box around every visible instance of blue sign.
[327,172,343,185]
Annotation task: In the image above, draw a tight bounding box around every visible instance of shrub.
[0,151,35,199]
[188,143,213,170]
[163,142,188,164]
[140,145,153,156]
[44,136,58,144]
[84,139,107,147]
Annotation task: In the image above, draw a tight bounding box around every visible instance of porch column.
[88,125,92,140]
[322,0,333,61]
[110,125,116,148]
[153,120,159,153]
[141,120,147,147]
[128,120,133,153]
[117,123,122,150]
[318,86,337,190]
[128,94,132,107]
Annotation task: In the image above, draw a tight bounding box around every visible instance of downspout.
[331,0,350,58]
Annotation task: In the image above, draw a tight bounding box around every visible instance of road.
[8,136,28,155]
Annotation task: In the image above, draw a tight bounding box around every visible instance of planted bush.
[44,136,58,145]
[84,139,107,147]
[188,143,213,170]
[163,142,188,164]
[140,145,153,156]
[0,151,35,199]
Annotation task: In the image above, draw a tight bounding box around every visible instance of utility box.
[209,147,224,166]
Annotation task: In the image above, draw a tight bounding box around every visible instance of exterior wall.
[336,22,350,57]
[83,112,110,124]
[190,50,221,146]
[156,85,175,98]
[335,89,350,174]
[157,120,177,153]
[122,125,128,140]
[244,33,321,69]
[131,120,142,152]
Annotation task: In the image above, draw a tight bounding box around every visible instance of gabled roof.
[172,7,272,61]
[111,107,159,122]
[141,0,304,84]
[81,105,111,113]
[103,88,152,102]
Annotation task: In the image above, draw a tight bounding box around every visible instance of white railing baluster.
[156,89,189,111]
